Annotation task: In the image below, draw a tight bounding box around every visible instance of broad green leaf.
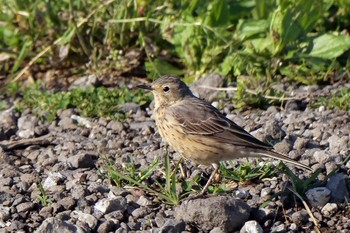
[270,8,303,53]
[237,19,268,39]
[270,0,326,54]
[247,37,274,53]
[309,34,350,59]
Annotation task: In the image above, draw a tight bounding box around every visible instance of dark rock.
[159,219,186,233]
[58,197,76,210]
[293,137,308,151]
[56,210,72,221]
[39,206,53,218]
[115,222,129,233]
[103,210,124,221]
[0,206,11,221]
[106,120,124,133]
[274,140,292,154]
[285,100,306,111]
[175,196,250,232]
[264,120,286,141]
[326,173,350,203]
[87,183,109,194]
[131,206,148,219]
[97,219,117,233]
[34,125,49,136]
[270,222,286,233]
[291,210,309,225]
[16,202,35,212]
[67,152,96,169]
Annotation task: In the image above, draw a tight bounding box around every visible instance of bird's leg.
[200,163,219,195]
[178,158,187,179]
[164,143,169,154]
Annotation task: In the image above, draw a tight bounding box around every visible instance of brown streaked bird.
[139,75,311,194]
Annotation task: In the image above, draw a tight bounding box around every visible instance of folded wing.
[168,97,273,150]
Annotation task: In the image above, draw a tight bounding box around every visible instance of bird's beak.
[137,84,153,90]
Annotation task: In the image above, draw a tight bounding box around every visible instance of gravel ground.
[0,75,349,233]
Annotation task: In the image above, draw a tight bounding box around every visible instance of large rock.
[17,114,38,138]
[175,196,251,232]
[36,217,85,233]
[326,173,350,203]
[0,108,17,140]
[190,73,226,102]
[67,152,96,169]
[305,187,331,207]
[94,196,127,215]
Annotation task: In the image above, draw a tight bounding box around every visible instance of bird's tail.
[254,150,312,171]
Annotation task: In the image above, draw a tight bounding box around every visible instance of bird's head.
[138,75,192,108]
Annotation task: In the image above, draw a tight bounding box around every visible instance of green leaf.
[205,0,229,27]
[236,19,268,40]
[270,0,326,54]
[308,34,350,59]
[57,26,76,45]
[270,7,303,53]
[246,37,274,53]
[11,40,32,73]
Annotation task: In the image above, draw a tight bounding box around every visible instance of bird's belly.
[158,126,228,165]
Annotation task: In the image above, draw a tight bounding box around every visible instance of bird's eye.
[163,86,170,93]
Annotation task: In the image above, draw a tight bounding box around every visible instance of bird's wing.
[167,97,273,150]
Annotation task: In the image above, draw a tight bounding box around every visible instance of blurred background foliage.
[0,0,349,111]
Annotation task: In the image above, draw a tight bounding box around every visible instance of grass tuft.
[6,81,153,121]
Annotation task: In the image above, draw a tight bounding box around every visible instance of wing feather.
[168,97,272,150]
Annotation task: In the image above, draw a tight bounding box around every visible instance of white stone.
[321,203,338,217]
[240,220,263,233]
[235,190,249,199]
[43,172,65,190]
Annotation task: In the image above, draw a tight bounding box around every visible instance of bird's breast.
[154,110,228,165]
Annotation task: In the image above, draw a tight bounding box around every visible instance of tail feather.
[254,150,312,171]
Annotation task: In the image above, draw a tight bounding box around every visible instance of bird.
[138,75,311,195]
